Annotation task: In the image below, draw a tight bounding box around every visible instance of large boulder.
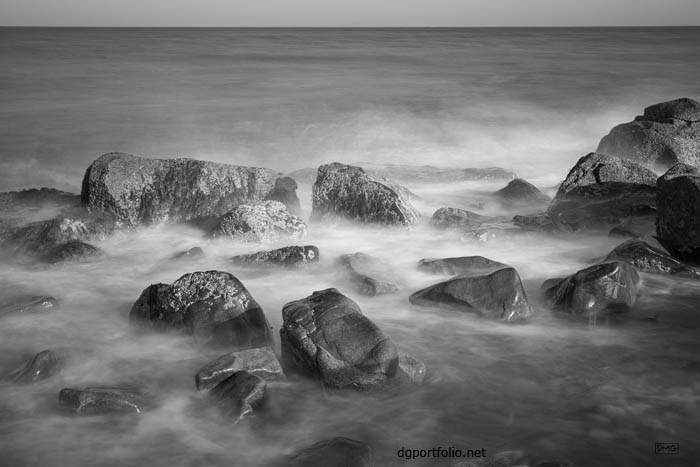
[656,163,700,261]
[604,239,699,276]
[195,346,285,391]
[81,152,298,226]
[546,153,657,230]
[264,176,302,216]
[280,288,399,391]
[209,371,267,421]
[281,437,372,467]
[544,262,640,316]
[337,253,399,296]
[311,163,419,225]
[230,245,319,267]
[431,207,490,229]
[210,201,306,242]
[8,350,62,384]
[493,179,550,208]
[59,386,152,415]
[130,271,272,350]
[417,256,508,276]
[597,98,700,169]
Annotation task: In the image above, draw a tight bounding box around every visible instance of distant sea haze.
[0,27,699,191]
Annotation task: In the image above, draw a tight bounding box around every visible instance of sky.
[1,0,699,27]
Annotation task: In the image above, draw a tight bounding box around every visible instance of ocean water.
[1,27,700,467]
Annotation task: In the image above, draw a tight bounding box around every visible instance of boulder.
[418,256,508,276]
[544,262,640,316]
[230,245,319,267]
[8,350,61,383]
[280,288,399,390]
[546,153,657,230]
[210,201,306,242]
[264,176,302,216]
[494,179,550,208]
[596,98,700,169]
[59,386,152,415]
[195,346,285,391]
[81,152,298,226]
[337,253,399,296]
[512,212,557,233]
[42,240,102,263]
[0,188,80,213]
[1,295,58,317]
[409,266,533,322]
[209,371,266,421]
[282,437,372,467]
[604,239,700,276]
[130,271,272,350]
[656,163,700,261]
[311,163,419,225]
[608,215,656,238]
[397,355,426,385]
[431,207,490,229]
[171,246,205,260]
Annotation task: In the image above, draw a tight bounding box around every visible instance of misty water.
[1,27,700,466]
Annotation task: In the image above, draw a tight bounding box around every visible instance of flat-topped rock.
[338,252,399,296]
[418,256,508,276]
[210,201,306,242]
[431,207,490,229]
[59,385,152,415]
[209,371,267,421]
[195,346,284,391]
[230,245,319,267]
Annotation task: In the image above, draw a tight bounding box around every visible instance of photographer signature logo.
[655,443,680,455]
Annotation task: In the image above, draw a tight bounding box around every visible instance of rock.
[210,201,306,242]
[195,346,285,391]
[604,239,699,276]
[285,167,318,185]
[409,266,533,322]
[1,295,58,317]
[494,179,550,208]
[230,245,319,267]
[462,226,523,242]
[544,262,640,316]
[608,215,656,238]
[597,98,700,169]
[42,240,102,263]
[280,288,399,390]
[81,152,293,226]
[493,450,528,467]
[397,355,426,385]
[265,176,302,216]
[513,212,557,232]
[171,246,205,260]
[546,153,657,230]
[129,271,272,350]
[209,371,266,421]
[337,253,399,296]
[462,167,518,181]
[311,163,419,225]
[418,256,508,276]
[656,163,700,261]
[8,350,61,383]
[59,386,152,415]
[283,437,372,467]
[431,207,490,229]
[0,188,80,213]
[366,164,517,183]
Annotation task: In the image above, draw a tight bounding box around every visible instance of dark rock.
[283,437,372,467]
[398,355,426,385]
[494,179,550,208]
[42,240,102,263]
[431,207,490,229]
[597,98,700,169]
[338,253,399,296]
[544,262,640,316]
[280,288,399,390]
[608,215,656,239]
[546,153,657,230]
[656,163,700,261]
[130,271,272,350]
[0,188,80,213]
[418,256,508,276]
[171,246,205,260]
[209,371,266,421]
[311,163,419,225]
[210,201,306,242]
[230,245,318,267]
[81,152,289,226]
[195,346,284,391]
[8,350,61,383]
[1,295,58,317]
[59,386,152,415]
[265,177,302,216]
[409,267,533,322]
[513,212,557,232]
[605,239,700,276]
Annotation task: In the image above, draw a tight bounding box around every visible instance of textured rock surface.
[494,179,550,207]
[1,295,58,317]
[59,386,152,415]
[311,163,419,225]
[282,437,372,467]
[264,176,301,216]
[209,370,266,421]
[196,346,284,391]
[418,256,508,276]
[431,207,490,229]
[597,98,700,169]
[656,163,700,261]
[280,288,399,390]
[512,212,557,232]
[130,271,272,350]
[42,240,102,263]
[546,153,657,230]
[210,201,306,242]
[604,239,699,276]
[338,253,399,296]
[230,245,318,267]
[398,354,426,385]
[8,350,61,383]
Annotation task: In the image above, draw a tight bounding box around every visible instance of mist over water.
[1,27,700,467]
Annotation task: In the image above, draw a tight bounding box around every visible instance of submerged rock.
[338,252,399,296]
[604,239,699,275]
[398,355,426,385]
[0,187,80,213]
[42,240,102,263]
[8,350,61,383]
[195,346,285,391]
[512,212,557,232]
[171,246,205,260]
[280,288,399,390]
[597,98,700,169]
[431,207,490,229]
[264,176,302,216]
[608,215,656,239]
[210,201,306,242]
[209,371,267,421]
[230,245,319,267]
[130,271,272,350]
[656,163,700,262]
[59,386,152,415]
[418,256,508,276]
[1,295,58,317]
[283,437,372,467]
[366,164,517,183]
[544,262,640,316]
[494,179,550,208]
[462,226,523,242]
[311,162,419,225]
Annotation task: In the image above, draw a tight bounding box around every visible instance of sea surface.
[1,27,700,467]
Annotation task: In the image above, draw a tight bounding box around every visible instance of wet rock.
[494,179,550,208]
[544,261,640,316]
[81,152,289,226]
[311,162,419,225]
[513,212,557,232]
[230,245,319,267]
[656,163,700,262]
[604,239,700,276]
[338,253,399,296]
[418,256,508,276]
[431,207,490,229]
[1,295,58,317]
[265,176,302,216]
[280,288,399,390]
[130,271,272,350]
[171,246,205,260]
[209,371,266,421]
[59,386,152,415]
[546,153,657,230]
[462,226,523,242]
[409,267,533,322]
[283,437,372,467]
[608,215,656,238]
[597,98,700,169]
[42,240,102,263]
[397,355,426,385]
[210,201,306,242]
[195,346,285,391]
[0,187,80,213]
[8,350,61,383]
